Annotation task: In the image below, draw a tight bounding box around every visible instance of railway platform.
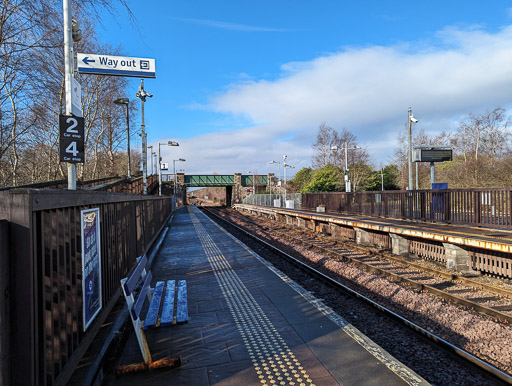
[233,204,512,278]
[102,205,428,385]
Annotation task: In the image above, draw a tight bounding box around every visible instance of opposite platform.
[106,205,429,385]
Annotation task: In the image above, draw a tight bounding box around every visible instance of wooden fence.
[302,188,512,229]
[0,189,173,385]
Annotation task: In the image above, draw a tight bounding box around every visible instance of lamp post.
[344,142,361,193]
[283,155,287,201]
[158,141,179,196]
[153,152,157,175]
[63,0,81,189]
[135,80,153,195]
[332,143,360,192]
[408,107,419,190]
[173,158,186,191]
[269,160,280,196]
[147,145,153,175]
[380,168,385,191]
[247,171,255,196]
[283,156,295,203]
[113,98,131,178]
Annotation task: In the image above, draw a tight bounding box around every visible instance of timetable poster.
[81,208,102,331]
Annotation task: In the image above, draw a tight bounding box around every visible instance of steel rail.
[272,228,512,324]
[202,207,512,384]
[230,206,512,323]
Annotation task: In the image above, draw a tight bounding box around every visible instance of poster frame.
[80,207,103,331]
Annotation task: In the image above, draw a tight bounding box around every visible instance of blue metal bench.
[119,254,188,371]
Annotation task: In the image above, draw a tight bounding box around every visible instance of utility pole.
[283,155,287,202]
[136,80,152,195]
[63,0,76,189]
[148,145,153,175]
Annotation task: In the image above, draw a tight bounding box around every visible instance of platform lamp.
[147,145,153,175]
[158,141,179,196]
[332,143,360,192]
[269,160,281,196]
[113,97,131,178]
[283,161,295,203]
[247,170,255,197]
[173,158,186,193]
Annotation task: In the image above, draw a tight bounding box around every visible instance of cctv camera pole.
[283,155,287,204]
[408,107,413,191]
[138,79,148,195]
[125,103,131,178]
[408,107,414,218]
[344,141,350,192]
[63,0,76,189]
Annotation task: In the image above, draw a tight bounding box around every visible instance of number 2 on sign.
[66,117,78,134]
[66,141,79,157]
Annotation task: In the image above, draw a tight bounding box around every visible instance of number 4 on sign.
[66,141,79,157]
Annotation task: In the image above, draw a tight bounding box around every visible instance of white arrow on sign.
[77,53,156,78]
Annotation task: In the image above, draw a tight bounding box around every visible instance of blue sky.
[97,1,512,176]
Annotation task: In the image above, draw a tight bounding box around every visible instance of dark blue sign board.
[432,183,448,215]
[81,208,102,331]
[432,183,448,190]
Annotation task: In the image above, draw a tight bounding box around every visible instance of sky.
[96,0,512,178]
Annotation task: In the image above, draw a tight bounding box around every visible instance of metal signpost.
[77,53,156,194]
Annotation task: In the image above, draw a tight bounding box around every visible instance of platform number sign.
[59,114,85,163]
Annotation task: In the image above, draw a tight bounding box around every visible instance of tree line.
[0,0,137,188]
[288,107,512,193]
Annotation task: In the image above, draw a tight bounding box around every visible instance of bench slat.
[132,270,152,320]
[143,281,165,330]
[176,280,188,324]
[160,280,176,327]
[124,254,148,296]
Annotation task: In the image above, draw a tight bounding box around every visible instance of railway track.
[201,206,512,384]
[225,206,512,324]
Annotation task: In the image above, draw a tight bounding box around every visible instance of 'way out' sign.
[77,53,156,78]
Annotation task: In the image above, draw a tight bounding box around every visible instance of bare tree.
[312,122,336,168]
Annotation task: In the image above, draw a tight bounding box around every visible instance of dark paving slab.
[104,206,428,386]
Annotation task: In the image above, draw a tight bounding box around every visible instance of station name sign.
[77,53,156,78]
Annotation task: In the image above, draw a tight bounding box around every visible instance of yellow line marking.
[188,207,314,385]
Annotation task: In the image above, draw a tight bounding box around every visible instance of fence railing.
[301,188,512,229]
[0,175,124,191]
[0,189,174,385]
[87,174,159,195]
[243,193,302,209]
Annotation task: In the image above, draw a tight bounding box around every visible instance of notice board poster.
[81,208,102,331]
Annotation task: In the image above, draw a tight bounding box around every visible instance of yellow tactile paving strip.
[191,207,428,385]
[189,207,314,385]
[205,209,427,386]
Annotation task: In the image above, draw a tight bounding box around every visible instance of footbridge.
[169,173,275,205]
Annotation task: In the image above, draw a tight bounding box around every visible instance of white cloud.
[176,18,290,32]
[158,25,512,176]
